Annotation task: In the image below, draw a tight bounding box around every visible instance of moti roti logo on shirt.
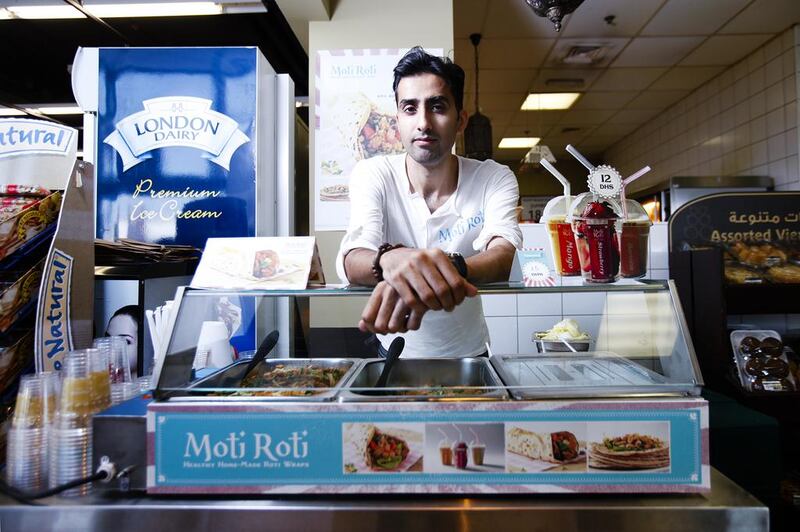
[437,210,485,243]
[104,96,250,171]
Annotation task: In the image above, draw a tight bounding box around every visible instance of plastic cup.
[470,444,486,466]
[619,200,652,279]
[93,336,132,385]
[48,411,92,497]
[111,381,140,405]
[542,196,580,276]
[569,194,622,284]
[61,350,97,416]
[88,348,112,411]
[439,445,453,466]
[12,373,58,429]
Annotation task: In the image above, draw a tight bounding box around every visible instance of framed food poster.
[314,48,442,231]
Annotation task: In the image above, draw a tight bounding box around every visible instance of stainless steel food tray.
[182,358,362,402]
[339,357,509,402]
[491,353,698,399]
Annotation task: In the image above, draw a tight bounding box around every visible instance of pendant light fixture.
[464,33,493,161]
[525,0,586,32]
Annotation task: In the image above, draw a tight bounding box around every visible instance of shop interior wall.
[606,26,800,194]
[307,0,454,331]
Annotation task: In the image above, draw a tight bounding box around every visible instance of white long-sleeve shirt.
[336,154,523,357]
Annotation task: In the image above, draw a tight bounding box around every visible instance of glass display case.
[152,280,703,401]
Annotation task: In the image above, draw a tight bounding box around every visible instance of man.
[335,47,522,358]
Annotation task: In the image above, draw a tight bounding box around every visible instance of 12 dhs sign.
[104,96,250,171]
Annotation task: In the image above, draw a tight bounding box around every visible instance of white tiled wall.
[606,28,800,192]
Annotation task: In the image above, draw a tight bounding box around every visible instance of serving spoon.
[236,330,280,386]
[374,337,405,388]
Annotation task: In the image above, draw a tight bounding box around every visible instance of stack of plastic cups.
[93,337,136,405]
[6,373,59,492]
[49,350,97,497]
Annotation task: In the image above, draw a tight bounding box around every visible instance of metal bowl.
[533,333,592,353]
[340,357,508,402]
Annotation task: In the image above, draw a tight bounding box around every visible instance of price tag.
[587,165,622,198]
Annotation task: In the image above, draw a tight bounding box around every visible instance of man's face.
[395,73,467,167]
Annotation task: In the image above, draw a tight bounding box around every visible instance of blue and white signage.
[95,48,261,249]
[0,119,75,158]
[148,400,709,494]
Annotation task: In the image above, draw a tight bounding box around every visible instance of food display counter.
[0,280,770,530]
[104,280,711,495]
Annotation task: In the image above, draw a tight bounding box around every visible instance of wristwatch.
[447,252,468,278]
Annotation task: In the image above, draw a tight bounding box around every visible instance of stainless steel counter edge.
[0,469,768,532]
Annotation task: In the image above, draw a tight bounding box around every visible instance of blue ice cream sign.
[96,48,260,249]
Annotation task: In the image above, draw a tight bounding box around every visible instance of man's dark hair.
[393,46,465,113]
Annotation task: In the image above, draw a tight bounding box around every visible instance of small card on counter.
[191,236,325,290]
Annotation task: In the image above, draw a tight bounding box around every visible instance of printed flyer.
[314,48,442,231]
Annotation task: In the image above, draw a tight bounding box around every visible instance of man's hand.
[359,281,427,334]
[380,247,478,314]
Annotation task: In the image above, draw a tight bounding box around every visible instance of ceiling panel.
[559,109,616,125]
[571,91,639,110]
[720,0,800,34]
[453,0,489,39]
[463,69,535,94]
[590,123,640,137]
[529,68,603,92]
[473,92,527,112]
[641,0,750,35]
[625,89,690,109]
[483,0,566,38]
[591,67,668,90]
[545,37,629,67]
[454,38,473,66]
[648,66,725,90]
[679,34,772,66]
[561,0,665,38]
[611,36,704,67]
[481,110,515,127]
[606,108,663,124]
[479,39,555,69]
[510,110,568,127]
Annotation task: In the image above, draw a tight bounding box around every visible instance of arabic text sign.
[669,192,800,251]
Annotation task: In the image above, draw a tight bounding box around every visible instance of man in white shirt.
[336,47,522,357]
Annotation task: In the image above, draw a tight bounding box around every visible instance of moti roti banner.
[669,192,800,252]
[96,48,259,249]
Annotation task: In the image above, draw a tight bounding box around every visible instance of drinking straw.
[566,144,595,171]
[540,159,571,198]
[620,166,651,220]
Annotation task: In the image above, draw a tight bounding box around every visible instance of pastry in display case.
[729,329,797,392]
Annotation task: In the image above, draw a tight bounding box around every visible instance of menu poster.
[669,192,800,251]
[191,237,323,290]
[314,48,442,231]
[94,48,259,249]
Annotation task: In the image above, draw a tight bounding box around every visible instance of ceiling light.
[521,93,580,111]
[0,2,245,20]
[0,105,82,116]
[498,137,540,149]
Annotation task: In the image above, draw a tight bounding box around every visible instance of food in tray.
[237,364,347,396]
[506,427,581,463]
[724,264,764,284]
[757,337,783,357]
[319,184,349,202]
[751,377,795,392]
[745,357,790,379]
[738,336,761,356]
[766,264,800,283]
[389,385,485,397]
[588,433,670,470]
[252,250,280,279]
[727,242,787,267]
[536,319,591,341]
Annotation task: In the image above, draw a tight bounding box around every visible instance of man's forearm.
[343,248,379,286]
[464,239,516,284]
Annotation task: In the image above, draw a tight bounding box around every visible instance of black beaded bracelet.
[372,243,404,282]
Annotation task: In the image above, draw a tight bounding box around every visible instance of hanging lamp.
[525,0,585,32]
[464,33,493,161]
